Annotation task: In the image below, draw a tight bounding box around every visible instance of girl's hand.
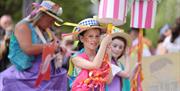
[124,47,130,57]
[101,34,112,46]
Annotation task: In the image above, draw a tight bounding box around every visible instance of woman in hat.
[68,18,112,91]
[108,28,131,91]
[161,17,180,54]
[0,1,67,91]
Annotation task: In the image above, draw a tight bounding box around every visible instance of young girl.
[108,28,132,91]
[68,18,112,91]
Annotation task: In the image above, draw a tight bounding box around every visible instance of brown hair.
[171,17,180,43]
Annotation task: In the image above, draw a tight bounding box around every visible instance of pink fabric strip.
[145,0,153,28]
[137,73,143,91]
[98,0,100,17]
[131,1,136,27]
[138,1,144,28]
[102,0,108,18]
[113,0,120,19]
[123,0,127,22]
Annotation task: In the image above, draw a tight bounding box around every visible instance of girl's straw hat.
[73,18,105,40]
[111,27,132,47]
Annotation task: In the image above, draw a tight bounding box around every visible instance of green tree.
[55,0,92,33]
[0,0,92,33]
[0,0,22,22]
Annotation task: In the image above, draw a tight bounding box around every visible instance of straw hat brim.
[73,26,106,40]
[112,32,132,47]
[42,10,63,22]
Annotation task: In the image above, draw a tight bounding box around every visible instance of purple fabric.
[0,56,67,91]
[108,76,122,91]
[108,59,122,91]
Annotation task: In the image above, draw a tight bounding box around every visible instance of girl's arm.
[106,48,113,84]
[72,35,112,70]
[116,48,130,78]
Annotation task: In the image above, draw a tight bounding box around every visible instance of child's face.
[111,38,125,59]
[80,29,101,50]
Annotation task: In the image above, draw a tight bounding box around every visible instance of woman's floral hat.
[73,18,105,40]
[31,0,63,22]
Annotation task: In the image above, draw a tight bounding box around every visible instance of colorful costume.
[108,59,130,91]
[0,21,67,91]
[68,50,130,91]
[68,49,109,91]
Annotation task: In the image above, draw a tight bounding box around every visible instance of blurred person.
[0,15,14,39]
[0,26,7,71]
[0,15,14,72]
[0,1,67,91]
[0,27,5,42]
[0,27,5,59]
[62,34,75,55]
[0,37,10,72]
[61,34,76,70]
[156,24,171,55]
[159,24,171,37]
[161,17,180,54]
[129,28,152,57]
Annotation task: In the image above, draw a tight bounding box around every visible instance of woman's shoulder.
[15,22,28,30]
[15,18,32,31]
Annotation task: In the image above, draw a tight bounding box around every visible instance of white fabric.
[162,36,180,53]
[111,64,122,76]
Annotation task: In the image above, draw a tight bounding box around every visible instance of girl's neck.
[112,57,118,66]
[84,48,96,60]
[112,56,118,61]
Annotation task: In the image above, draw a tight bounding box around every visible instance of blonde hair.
[27,11,44,25]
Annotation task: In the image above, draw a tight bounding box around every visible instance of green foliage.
[0,0,92,33]
[0,0,22,22]
[53,0,92,33]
